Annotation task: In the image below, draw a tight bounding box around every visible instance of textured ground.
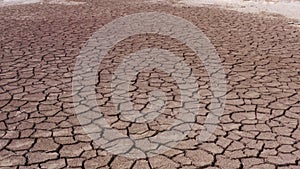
[0,0,300,168]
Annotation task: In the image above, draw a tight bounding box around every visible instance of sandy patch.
[150,0,300,21]
[180,0,300,20]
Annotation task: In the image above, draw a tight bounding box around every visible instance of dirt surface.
[0,0,300,168]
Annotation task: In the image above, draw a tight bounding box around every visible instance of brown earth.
[0,0,300,168]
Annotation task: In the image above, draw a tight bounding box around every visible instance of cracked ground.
[1,0,300,168]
